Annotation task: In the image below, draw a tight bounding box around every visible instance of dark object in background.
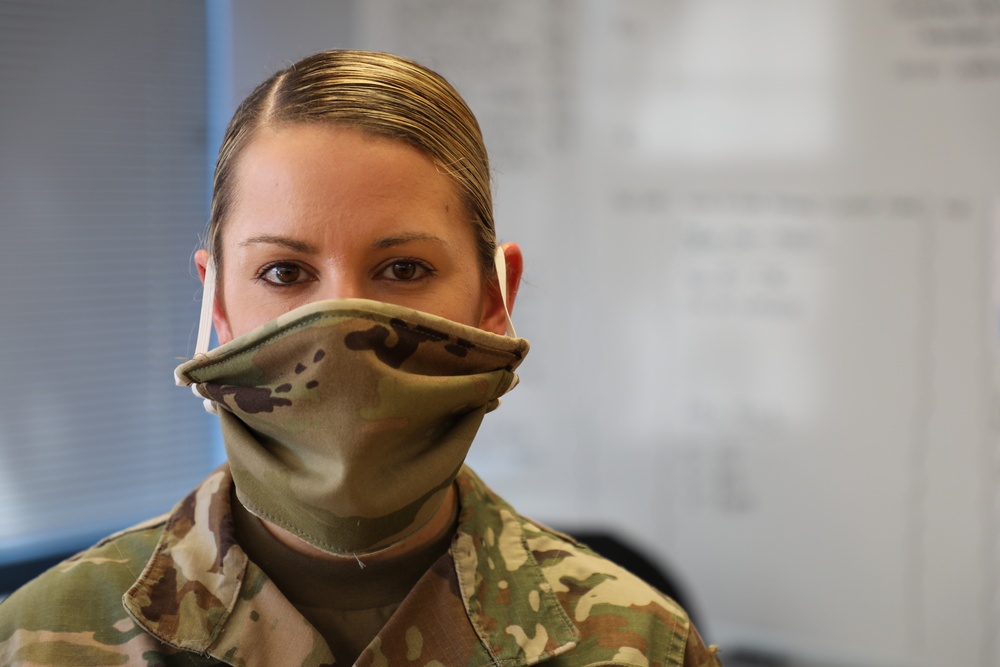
[566,535,795,667]
[0,551,78,598]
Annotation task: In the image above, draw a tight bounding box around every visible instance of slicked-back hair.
[206,50,495,279]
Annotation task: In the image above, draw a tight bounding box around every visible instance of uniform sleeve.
[0,555,140,666]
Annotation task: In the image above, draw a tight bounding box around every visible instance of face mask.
[175,294,528,557]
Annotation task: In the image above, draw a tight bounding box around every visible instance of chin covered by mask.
[174,298,528,557]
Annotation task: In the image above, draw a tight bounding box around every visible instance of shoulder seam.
[95,512,171,549]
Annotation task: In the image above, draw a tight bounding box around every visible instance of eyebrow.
[238,231,449,253]
[239,234,318,253]
[372,232,449,249]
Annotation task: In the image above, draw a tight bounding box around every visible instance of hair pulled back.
[207,50,495,275]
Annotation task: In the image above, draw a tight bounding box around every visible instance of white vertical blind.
[0,0,219,566]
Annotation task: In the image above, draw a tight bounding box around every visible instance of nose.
[315,270,367,302]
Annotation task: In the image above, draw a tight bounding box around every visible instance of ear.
[194,249,234,345]
[479,242,523,336]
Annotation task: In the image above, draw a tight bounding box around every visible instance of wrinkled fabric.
[0,466,722,667]
[175,298,528,556]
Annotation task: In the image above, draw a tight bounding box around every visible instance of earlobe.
[480,242,523,336]
[194,249,233,345]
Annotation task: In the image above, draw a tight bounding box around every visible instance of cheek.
[217,280,275,340]
[454,272,488,327]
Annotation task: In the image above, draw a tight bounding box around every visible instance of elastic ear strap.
[494,245,517,338]
[195,258,216,356]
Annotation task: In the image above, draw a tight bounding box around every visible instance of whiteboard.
[232,2,1000,665]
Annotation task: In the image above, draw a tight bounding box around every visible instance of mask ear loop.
[494,245,517,338]
[195,257,217,356]
[178,256,221,413]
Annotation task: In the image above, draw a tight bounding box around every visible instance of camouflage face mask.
[175,298,528,556]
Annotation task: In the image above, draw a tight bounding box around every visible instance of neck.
[257,484,459,565]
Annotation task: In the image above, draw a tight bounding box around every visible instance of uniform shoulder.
[522,519,689,617]
[519,518,711,666]
[0,514,168,640]
[0,514,214,666]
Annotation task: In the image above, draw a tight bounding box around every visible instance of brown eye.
[377,259,432,282]
[260,263,304,285]
[390,261,417,280]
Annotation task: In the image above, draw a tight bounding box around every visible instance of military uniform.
[0,465,721,666]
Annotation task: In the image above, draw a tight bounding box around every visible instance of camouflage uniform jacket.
[0,465,721,666]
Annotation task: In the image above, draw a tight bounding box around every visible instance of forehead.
[223,124,468,244]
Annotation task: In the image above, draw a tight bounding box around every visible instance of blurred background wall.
[3,1,1000,666]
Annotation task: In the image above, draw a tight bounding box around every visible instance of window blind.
[0,0,220,573]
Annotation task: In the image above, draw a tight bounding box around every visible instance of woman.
[0,50,721,667]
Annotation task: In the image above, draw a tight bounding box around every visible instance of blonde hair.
[207,50,495,274]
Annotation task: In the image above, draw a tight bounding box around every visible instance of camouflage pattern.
[2,298,720,665]
[0,465,721,666]
[174,298,529,557]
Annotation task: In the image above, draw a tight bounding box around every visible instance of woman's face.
[199,124,518,344]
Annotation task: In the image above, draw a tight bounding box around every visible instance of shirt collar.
[122,465,580,665]
[122,466,246,652]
